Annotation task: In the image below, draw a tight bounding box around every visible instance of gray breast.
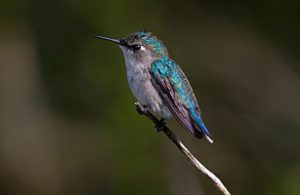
[126,63,172,119]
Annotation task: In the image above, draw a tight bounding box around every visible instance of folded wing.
[150,57,213,143]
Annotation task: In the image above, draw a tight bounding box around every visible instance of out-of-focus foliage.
[0,0,299,195]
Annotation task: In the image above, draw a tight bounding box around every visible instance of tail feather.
[191,111,214,143]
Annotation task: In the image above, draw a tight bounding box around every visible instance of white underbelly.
[126,69,172,118]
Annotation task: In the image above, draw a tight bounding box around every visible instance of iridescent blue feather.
[150,57,213,143]
[97,30,213,143]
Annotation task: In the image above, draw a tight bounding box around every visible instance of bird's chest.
[123,56,172,118]
[126,64,160,106]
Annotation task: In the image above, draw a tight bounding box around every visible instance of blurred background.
[0,0,300,194]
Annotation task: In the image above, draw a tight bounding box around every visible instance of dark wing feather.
[151,74,201,137]
[149,57,213,143]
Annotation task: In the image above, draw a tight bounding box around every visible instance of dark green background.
[0,0,299,194]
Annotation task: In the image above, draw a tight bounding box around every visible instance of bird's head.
[94,31,168,63]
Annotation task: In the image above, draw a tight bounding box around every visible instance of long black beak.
[94,35,123,45]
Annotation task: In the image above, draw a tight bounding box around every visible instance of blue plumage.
[150,56,213,143]
[95,31,213,143]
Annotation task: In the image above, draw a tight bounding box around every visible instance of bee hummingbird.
[95,31,213,143]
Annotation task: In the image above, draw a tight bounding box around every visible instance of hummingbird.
[94,31,213,143]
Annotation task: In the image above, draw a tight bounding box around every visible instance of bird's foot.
[155,118,166,132]
[135,102,148,115]
[135,102,165,131]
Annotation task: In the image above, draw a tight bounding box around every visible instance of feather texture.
[150,56,213,143]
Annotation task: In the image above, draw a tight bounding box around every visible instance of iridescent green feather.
[150,56,213,141]
[135,31,165,55]
[151,57,195,108]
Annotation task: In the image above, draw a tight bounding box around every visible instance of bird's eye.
[131,44,141,51]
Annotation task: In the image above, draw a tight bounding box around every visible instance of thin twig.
[135,102,231,195]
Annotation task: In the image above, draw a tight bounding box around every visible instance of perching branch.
[135,102,231,195]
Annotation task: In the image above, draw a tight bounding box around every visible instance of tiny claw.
[135,102,147,115]
[155,118,166,132]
